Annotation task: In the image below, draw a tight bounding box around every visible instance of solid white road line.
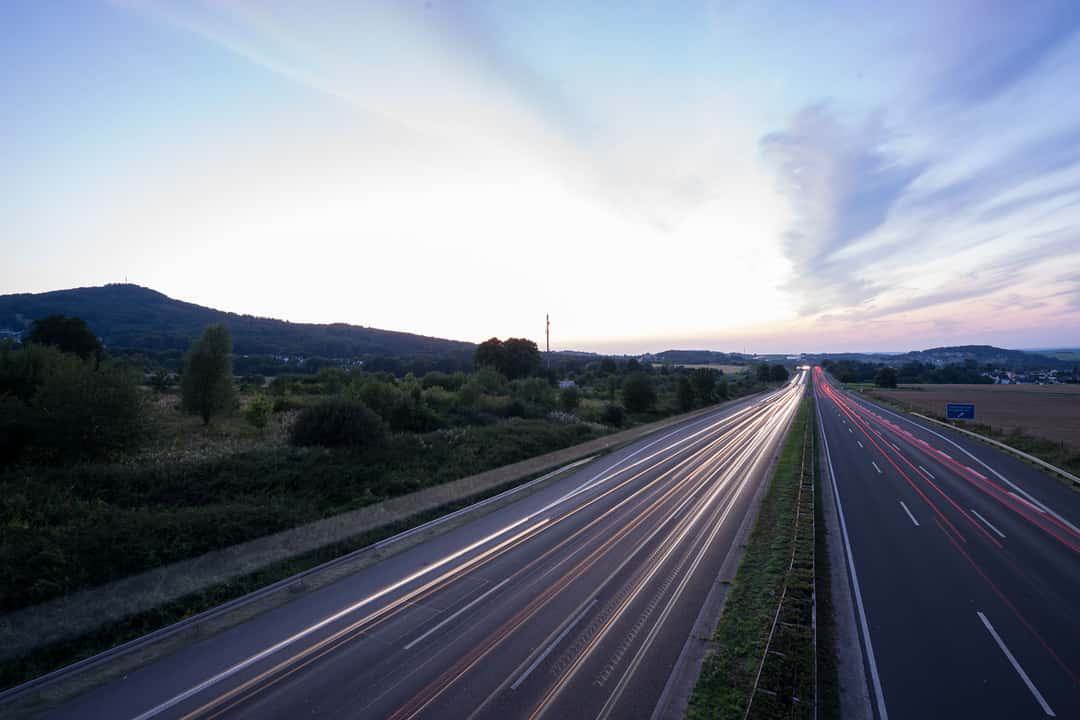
[899,501,919,527]
[863,402,1078,534]
[976,611,1055,716]
[130,518,550,720]
[403,576,514,651]
[857,440,864,448]
[970,509,1006,539]
[872,461,883,475]
[1009,491,1047,515]
[511,598,597,691]
[918,465,935,480]
[817,401,889,720]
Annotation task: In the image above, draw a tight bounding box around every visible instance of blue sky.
[3,1,1080,352]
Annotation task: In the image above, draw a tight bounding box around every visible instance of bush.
[244,393,274,430]
[676,376,695,412]
[511,377,555,408]
[289,399,387,448]
[560,386,580,411]
[602,403,626,427]
[31,355,150,462]
[622,373,657,413]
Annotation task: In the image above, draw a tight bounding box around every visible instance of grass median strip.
[686,396,836,719]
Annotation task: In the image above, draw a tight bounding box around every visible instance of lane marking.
[976,612,1055,716]
[899,501,919,527]
[872,461,883,475]
[848,427,853,434]
[1009,492,1047,515]
[511,598,597,691]
[864,402,1078,534]
[403,576,514,651]
[970,509,1006,539]
[918,465,935,480]
[129,518,550,720]
[816,399,889,720]
[857,440,864,448]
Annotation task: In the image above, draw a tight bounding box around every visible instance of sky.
[3,1,1080,354]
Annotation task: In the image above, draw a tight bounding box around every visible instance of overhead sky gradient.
[4,1,1080,353]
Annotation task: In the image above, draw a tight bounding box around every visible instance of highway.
[814,367,1080,719]
[43,371,807,720]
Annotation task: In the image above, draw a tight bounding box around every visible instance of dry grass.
[866,384,1080,451]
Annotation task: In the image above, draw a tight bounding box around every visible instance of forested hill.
[0,284,475,365]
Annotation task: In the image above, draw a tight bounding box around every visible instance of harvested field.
[865,384,1080,451]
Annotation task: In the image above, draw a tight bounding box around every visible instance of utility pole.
[546,314,550,368]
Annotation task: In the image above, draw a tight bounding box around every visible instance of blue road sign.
[946,403,976,420]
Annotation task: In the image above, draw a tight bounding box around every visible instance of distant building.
[558,379,576,389]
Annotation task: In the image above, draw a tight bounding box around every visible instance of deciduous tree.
[181,324,236,425]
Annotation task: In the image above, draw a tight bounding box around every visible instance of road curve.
[815,367,1080,719]
[43,372,807,720]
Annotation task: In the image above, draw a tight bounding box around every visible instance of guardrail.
[910,413,1080,487]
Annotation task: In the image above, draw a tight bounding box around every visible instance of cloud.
[927,1,1080,106]
[911,125,1080,222]
[760,104,924,314]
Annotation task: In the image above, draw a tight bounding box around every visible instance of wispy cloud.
[925,1,1080,107]
[760,104,923,314]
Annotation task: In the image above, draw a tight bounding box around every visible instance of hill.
[807,345,1069,370]
[0,284,475,371]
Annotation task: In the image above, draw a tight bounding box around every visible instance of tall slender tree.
[181,324,235,425]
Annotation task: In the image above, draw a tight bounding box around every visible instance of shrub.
[511,377,555,407]
[31,355,150,462]
[676,375,695,412]
[602,403,625,427]
[622,373,657,413]
[560,386,580,411]
[289,399,387,448]
[244,393,274,430]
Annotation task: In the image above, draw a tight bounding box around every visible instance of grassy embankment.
[686,396,839,719]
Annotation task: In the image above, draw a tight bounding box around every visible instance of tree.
[560,385,580,411]
[599,358,617,375]
[756,363,772,382]
[874,367,898,388]
[474,338,504,371]
[27,315,104,365]
[690,368,718,405]
[675,375,695,412]
[622,373,657,413]
[769,364,789,382]
[502,338,542,379]
[181,324,236,425]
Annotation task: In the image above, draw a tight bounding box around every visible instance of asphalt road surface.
[43,371,807,720]
[815,367,1080,719]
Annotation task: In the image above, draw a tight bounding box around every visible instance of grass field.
[865,384,1080,451]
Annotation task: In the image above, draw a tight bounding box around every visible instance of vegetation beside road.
[687,396,835,719]
[862,385,1080,479]
[1,318,787,642]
